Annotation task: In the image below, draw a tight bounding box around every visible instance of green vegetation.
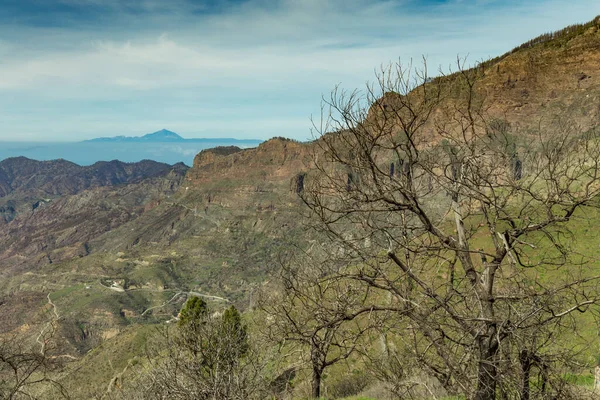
[508,16,600,53]
[178,295,208,327]
[125,297,262,399]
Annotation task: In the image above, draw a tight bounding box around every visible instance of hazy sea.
[0,140,263,166]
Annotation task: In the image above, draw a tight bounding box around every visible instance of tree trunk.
[519,350,532,400]
[474,338,499,400]
[311,367,322,399]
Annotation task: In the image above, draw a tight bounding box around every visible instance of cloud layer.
[1,0,598,141]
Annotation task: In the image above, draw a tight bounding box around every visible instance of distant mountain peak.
[85,129,185,143]
[142,129,183,141]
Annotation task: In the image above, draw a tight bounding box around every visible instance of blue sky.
[0,0,598,141]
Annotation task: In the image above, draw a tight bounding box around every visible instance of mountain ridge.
[0,156,189,225]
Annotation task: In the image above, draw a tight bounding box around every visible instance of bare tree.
[0,321,69,399]
[259,248,391,398]
[300,60,600,399]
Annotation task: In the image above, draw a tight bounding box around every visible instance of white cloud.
[0,0,599,141]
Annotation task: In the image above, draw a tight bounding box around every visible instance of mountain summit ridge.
[141,129,183,141]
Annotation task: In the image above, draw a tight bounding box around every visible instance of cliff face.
[188,139,312,185]
[182,138,315,209]
[473,25,600,134]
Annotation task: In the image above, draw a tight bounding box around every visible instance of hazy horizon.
[0,138,263,166]
[0,130,265,144]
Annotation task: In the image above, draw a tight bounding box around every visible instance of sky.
[0,0,598,142]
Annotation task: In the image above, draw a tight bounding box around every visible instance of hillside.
[0,138,319,398]
[477,19,600,131]
[368,16,600,146]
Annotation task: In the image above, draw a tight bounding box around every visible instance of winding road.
[36,293,60,355]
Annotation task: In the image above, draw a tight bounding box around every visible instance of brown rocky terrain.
[6,18,599,279]
[0,162,188,271]
[368,17,600,146]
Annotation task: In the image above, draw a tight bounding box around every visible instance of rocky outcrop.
[184,138,314,207]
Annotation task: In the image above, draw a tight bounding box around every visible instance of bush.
[327,371,372,399]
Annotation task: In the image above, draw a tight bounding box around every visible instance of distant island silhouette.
[84,129,260,143]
